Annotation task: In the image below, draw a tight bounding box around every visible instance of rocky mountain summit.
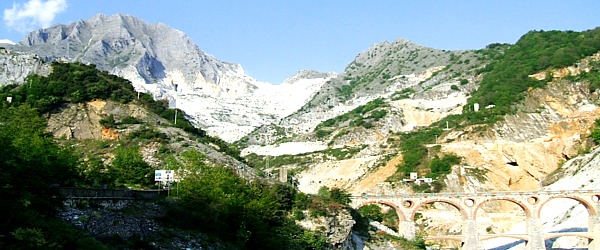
[6,13,334,142]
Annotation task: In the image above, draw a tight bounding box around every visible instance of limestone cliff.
[8,14,335,142]
[0,47,50,84]
[440,54,600,191]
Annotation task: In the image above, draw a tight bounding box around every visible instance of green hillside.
[387,28,600,189]
[0,62,357,249]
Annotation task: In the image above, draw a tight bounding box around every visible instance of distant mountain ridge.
[5,13,335,141]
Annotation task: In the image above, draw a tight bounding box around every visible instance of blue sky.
[1,0,600,84]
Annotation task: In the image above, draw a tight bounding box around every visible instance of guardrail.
[57,187,167,200]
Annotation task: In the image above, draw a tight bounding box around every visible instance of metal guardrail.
[57,187,167,200]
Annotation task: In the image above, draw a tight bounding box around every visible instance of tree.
[109,144,153,188]
[0,104,79,248]
[316,186,351,206]
[168,149,327,249]
[329,187,352,205]
[358,204,384,222]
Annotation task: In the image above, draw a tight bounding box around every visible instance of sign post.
[154,170,178,196]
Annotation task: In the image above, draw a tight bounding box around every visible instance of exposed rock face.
[101,128,119,140]
[297,209,355,248]
[0,47,50,84]
[10,14,335,142]
[276,40,461,136]
[46,99,259,180]
[440,57,600,191]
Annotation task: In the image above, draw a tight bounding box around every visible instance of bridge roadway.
[351,190,600,249]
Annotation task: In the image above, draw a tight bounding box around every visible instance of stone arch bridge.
[351,190,600,249]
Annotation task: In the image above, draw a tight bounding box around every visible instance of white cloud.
[3,0,67,33]
[0,39,16,45]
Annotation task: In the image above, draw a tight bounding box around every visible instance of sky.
[1,0,599,84]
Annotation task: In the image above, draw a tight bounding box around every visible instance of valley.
[2,13,600,249]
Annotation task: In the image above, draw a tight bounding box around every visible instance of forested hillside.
[468,28,600,119]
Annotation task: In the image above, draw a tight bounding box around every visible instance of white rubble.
[241,142,328,157]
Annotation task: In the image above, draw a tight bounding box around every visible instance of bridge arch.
[424,235,463,243]
[537,195,597,218]
[544,233,593,249]
[479,234,530,241]
[544,233,594,241]
[473,197,532,220]
[410,199,468,220]
[358,200,406,221]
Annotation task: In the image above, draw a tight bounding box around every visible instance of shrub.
[592,119,600,143]
[358,204,384,222]
[99,114,117,129]
[315,129,331,138]
[120,116,141,124]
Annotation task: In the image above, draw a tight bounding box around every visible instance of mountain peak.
[282,69,337,85]
[7,13,332,142]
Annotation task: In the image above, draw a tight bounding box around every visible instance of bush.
[428,154,461,177]
[120,116,141,124]
[315,129,331,138]
[315,98,387,130]
[293,210,305,220]
[99,114,117,129]
[358,204,384,222]
[592,119,600,143]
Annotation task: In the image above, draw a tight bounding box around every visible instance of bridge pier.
[590,216,600,250]
[526,217,544,250]
[461,219,482,250]
[399,220,416,240]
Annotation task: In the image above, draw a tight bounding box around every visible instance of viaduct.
[351,190,600,249]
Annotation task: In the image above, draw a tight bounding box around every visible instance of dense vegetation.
[4,26,599,247]
[162,150,336,249]
[385,128,458,192]
[0,104,106,249]
[467,28,600,120]
[592,118,600,144]
[358,204,399,231]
